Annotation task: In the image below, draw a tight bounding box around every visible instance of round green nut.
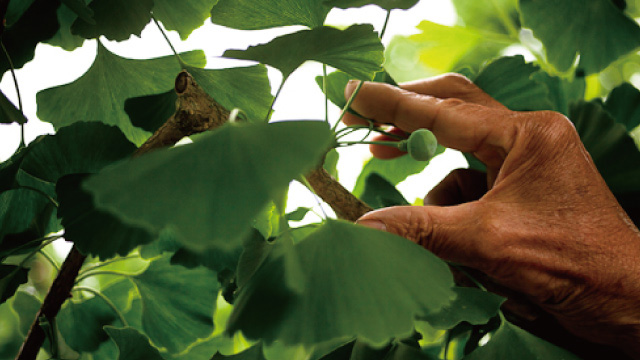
[397,129,438,161]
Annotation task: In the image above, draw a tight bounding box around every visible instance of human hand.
[343,74,640,357]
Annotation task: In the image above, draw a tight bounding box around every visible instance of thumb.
[356,203,489,268]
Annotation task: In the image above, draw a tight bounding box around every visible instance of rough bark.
[305,167,372,222]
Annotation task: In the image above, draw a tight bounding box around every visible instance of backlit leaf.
[70,0,153,41]
[604,82,640,132]
[465,320,581,360]
[324,0,419,10]
[210,0,329,30]
[57,174,155,260]
[132,256,219,353]
[224,25,384,80]
[46,1,89,51]
[420,287,504,329]
[154,0,219,40]
[452,0,519,35]
[0,0,60,75]
[85,121,333,251]
[212,344,267,359]
[0,91,27,124]
[11,291,41,336]
[0,265,28,305]
[36,43,206,145]
[228,220,455,346]
[104,326,164,360]
[473,56,554,111]
[519,0,640,74]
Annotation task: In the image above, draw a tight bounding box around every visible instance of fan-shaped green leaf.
[0,145,32,193]
[452,0,519,35]
[36,43,206,145]
[183,64,273,122]
[46,1,88,51]
[315,70,397,109]
[125,90,178,134]
[57,174,155,260]
[421,287,504,329]
[70,0,153,41]
[324,0,419,10]
[58,290,118,352]
[20,122,136,184]
[473,56,554,111]
[210,0,329,30]
[132,256,219,353]
[61,0,94,23]
[0,0,60,75]
[353,149,443,197]
[212,344,267,359]
[0,265,28,304]
[228,220,455,347]
[360,173,409,209]
[224,25,384,80]
[604,83,640,132]
[465,320,581,360]
[85,121,333,251]
[104,326,165,360]
[0,189,52,260]
[154,0,219,40]
[531,71,586,116]
[11,291,41,336]
[519,0,640,74]
[0,91,27,125]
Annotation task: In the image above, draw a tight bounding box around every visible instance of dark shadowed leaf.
[210,0,329,30]
[473,56,554,111]
[85,121,333,251]
[154,0,219,40]
[224,25,384,80]
[70,0,153,41]
[0,265,28,305]
[604,82,640,132]
[360,173,409,209]
[0,91,27,124]
[104,326,165,360]
[0,189,52,259]
[20,122,136,184]
[519,0,640,74]
[353,148,444,197]
[58,290,118,352]
[132,256,219,353]
[324,0,419,10]
[170,244,243,273]
[46,1,87,51]
[125,90,178,133]
[465,320,581,360]
[0,145,32,192]
[212,343,266,359]
[61,0,94,23]
[531,71,586,116]
[236,230,272,288]
[57,174,156,260]
[36,43,206,145]
[5,0,36,26]
[228,220,455,347]
[420,287,504,329]
[0,0,60,75]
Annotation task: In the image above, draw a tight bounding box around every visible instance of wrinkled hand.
[343,74,640,356]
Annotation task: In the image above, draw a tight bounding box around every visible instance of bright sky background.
[0,1,467,220]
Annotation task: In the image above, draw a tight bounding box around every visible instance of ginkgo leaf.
[104,327,165,360]
[465,320,581,360]
[0,0,60,75]
[0,265,29,305]
[0,91,27,124]
[57,174,156,260]
[473,56,554,111]
[420,287,504,329]
[315,70,397,109]
[5,0,35,26]
[519,0,640,74]
[85,121,333,251]
[360,173,409,209]
[228,220,455,347]
[324,0,419,10]
[0,189,52,259]
[70,0,153,41]
[58,290,118,352]
[210,0,329,30]
[125,90,177,133]
[154,0,219,40]
[604,83,640,132]
[132,256,219,353]
[11,291,41,336]
[224,25,384,80]
[212,344,267,359]
[46,1,89,51]
[36,43,206,145]
[451,0,519,35]
[19,122,136,184]
[61,0,94,24]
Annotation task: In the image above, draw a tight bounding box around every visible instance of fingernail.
[356,219,387,232]
[344,80,360,99]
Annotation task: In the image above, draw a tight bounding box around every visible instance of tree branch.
[14,70,230,360]
[305,167,372,222]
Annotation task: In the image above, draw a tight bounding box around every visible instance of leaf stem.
[75,270,132,284]
[265,80,285,122]
[73,286,129,327]
[78,255,141,275]
[3,234,62,260]
[323,64,329,124]
[1,40,25,147]
[335,125,404,140]
[151,15,180,62]
[38,250,60,272]
[379,10,392,39]
[19,186,60,208]
[333,81,364,132]
[336,140,400,148]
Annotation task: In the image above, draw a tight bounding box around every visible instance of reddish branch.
[14,70,231,360]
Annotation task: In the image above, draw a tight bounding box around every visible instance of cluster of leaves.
[1,0,640,359]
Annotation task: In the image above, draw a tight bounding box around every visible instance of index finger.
[344,81,519,155]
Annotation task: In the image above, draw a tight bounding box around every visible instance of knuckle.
[440,72,475,88]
